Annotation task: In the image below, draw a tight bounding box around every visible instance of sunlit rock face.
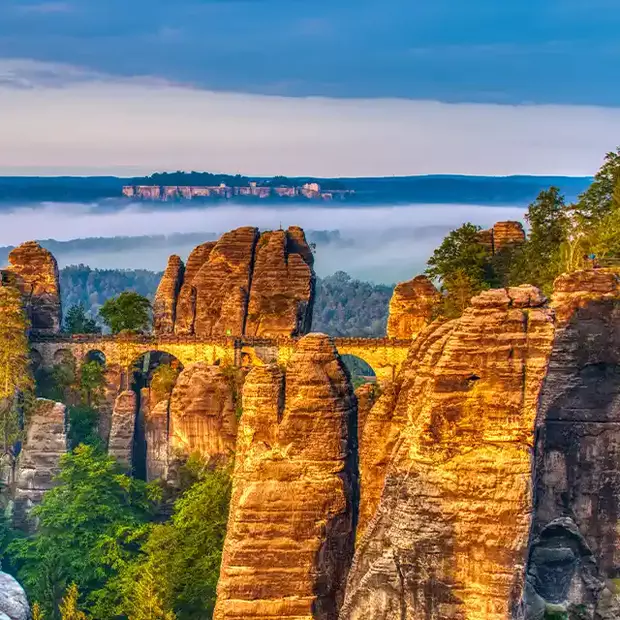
[341,285,555,620]
[153,254,184,335]
[245,226,315,337]
[479,221,526,255]
[214,333,357,620]
[386,275,440,339]
[168,363,238,471]
[525,269,620,619]
[160,226,316,337]
[13,399,67,530]
[174,242,216,336]
[4,241,61,335]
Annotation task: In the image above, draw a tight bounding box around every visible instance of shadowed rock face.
[13,399,67,530]
[214,333,357,620]
[153,255,184,335]
[0,570,30,620]
[108,391,137,470]
[4,241,61,335]
[168,363,238,471]
[341,285,555,620]
[525,270,620,619]
[245,227,315,337]
[386,275,440,339]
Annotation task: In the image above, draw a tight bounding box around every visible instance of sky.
[1,0,620,176]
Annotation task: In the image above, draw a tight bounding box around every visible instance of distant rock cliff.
[2,241,62,335]
[386,274,440,339]
[156,226,315,338]
[214,334,357,620]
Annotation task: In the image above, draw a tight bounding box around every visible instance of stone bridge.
[30,334,411,384]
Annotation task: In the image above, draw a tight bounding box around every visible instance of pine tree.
[129,567,176,620]
[59,584,88,620]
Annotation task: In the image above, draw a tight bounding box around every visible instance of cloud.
[0,201,527,282]
[0,0,619,104]
[0,59,618,177]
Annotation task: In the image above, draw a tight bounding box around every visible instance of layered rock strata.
[524,269,620,619]
[214,333,357,620]
[168,363,238,470]
[245,227,315,337]
[386,275,440,339]
[13,399,67,529]
[3,241,61,335]
[341,285,555,620]
[153,255,184,335]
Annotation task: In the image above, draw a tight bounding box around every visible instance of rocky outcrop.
[479,221,526,255]
[175,242,216,335]
[168,363,238,471]
[4,241,61,335]
[0,570,30,620]
[386,275,440,339]
[341,285,555,620]
[163,226,315,337]
[214,333,357,620]
[153,255,184,335]
[191,227,259,337]
[524,269,620,619]
[108,391,137,469]
[245,227,315,337]
[13,399,67,530]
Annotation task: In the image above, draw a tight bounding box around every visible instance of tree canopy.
[99,292,151,334]
[63,305,100,335]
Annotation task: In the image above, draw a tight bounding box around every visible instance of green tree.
[574,147,620,224]
[127,567,176,620]
[9,445,161,619]
[511,187,570,294]
[63,305,100,335]
[0,286,32,470]
[78,361,105,408]
[123,464,231,620]
[99,292,151,334]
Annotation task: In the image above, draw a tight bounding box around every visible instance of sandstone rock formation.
[214,333,357,620]
[168,363,238,470]
[524,269,620,619]
[163,227,315,337]
[3,241,61,335]
[341,285,555,620]
[386,275,440,339]
[245,227,315,337]
[479,221,526,255]
[108,391,137,470]
[175,242,216,335]
[14,399,67,529]
[145,398,170,482]
[191,227,259,337]
[153,255,184,335]
[0,570,30,620]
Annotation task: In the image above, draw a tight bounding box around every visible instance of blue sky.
[1,0,619,175]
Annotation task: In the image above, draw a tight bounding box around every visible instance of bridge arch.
[340,354,377,389]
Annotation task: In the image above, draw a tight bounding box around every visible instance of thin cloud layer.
[0,201,526,282]
[0,62,618,177]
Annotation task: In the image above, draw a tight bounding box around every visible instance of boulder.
[386,275,440,339]
[0,571,29,620]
